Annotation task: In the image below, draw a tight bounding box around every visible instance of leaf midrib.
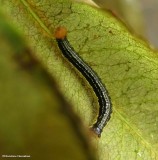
[20,0,52,37]
[114,107,157,156]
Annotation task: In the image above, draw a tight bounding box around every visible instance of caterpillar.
[55,27,112,137]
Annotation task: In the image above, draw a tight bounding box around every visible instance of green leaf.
[0,11,95,160]
[1,0,158,159]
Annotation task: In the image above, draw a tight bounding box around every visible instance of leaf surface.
[0,11,95,160]
[1,0,158,159]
